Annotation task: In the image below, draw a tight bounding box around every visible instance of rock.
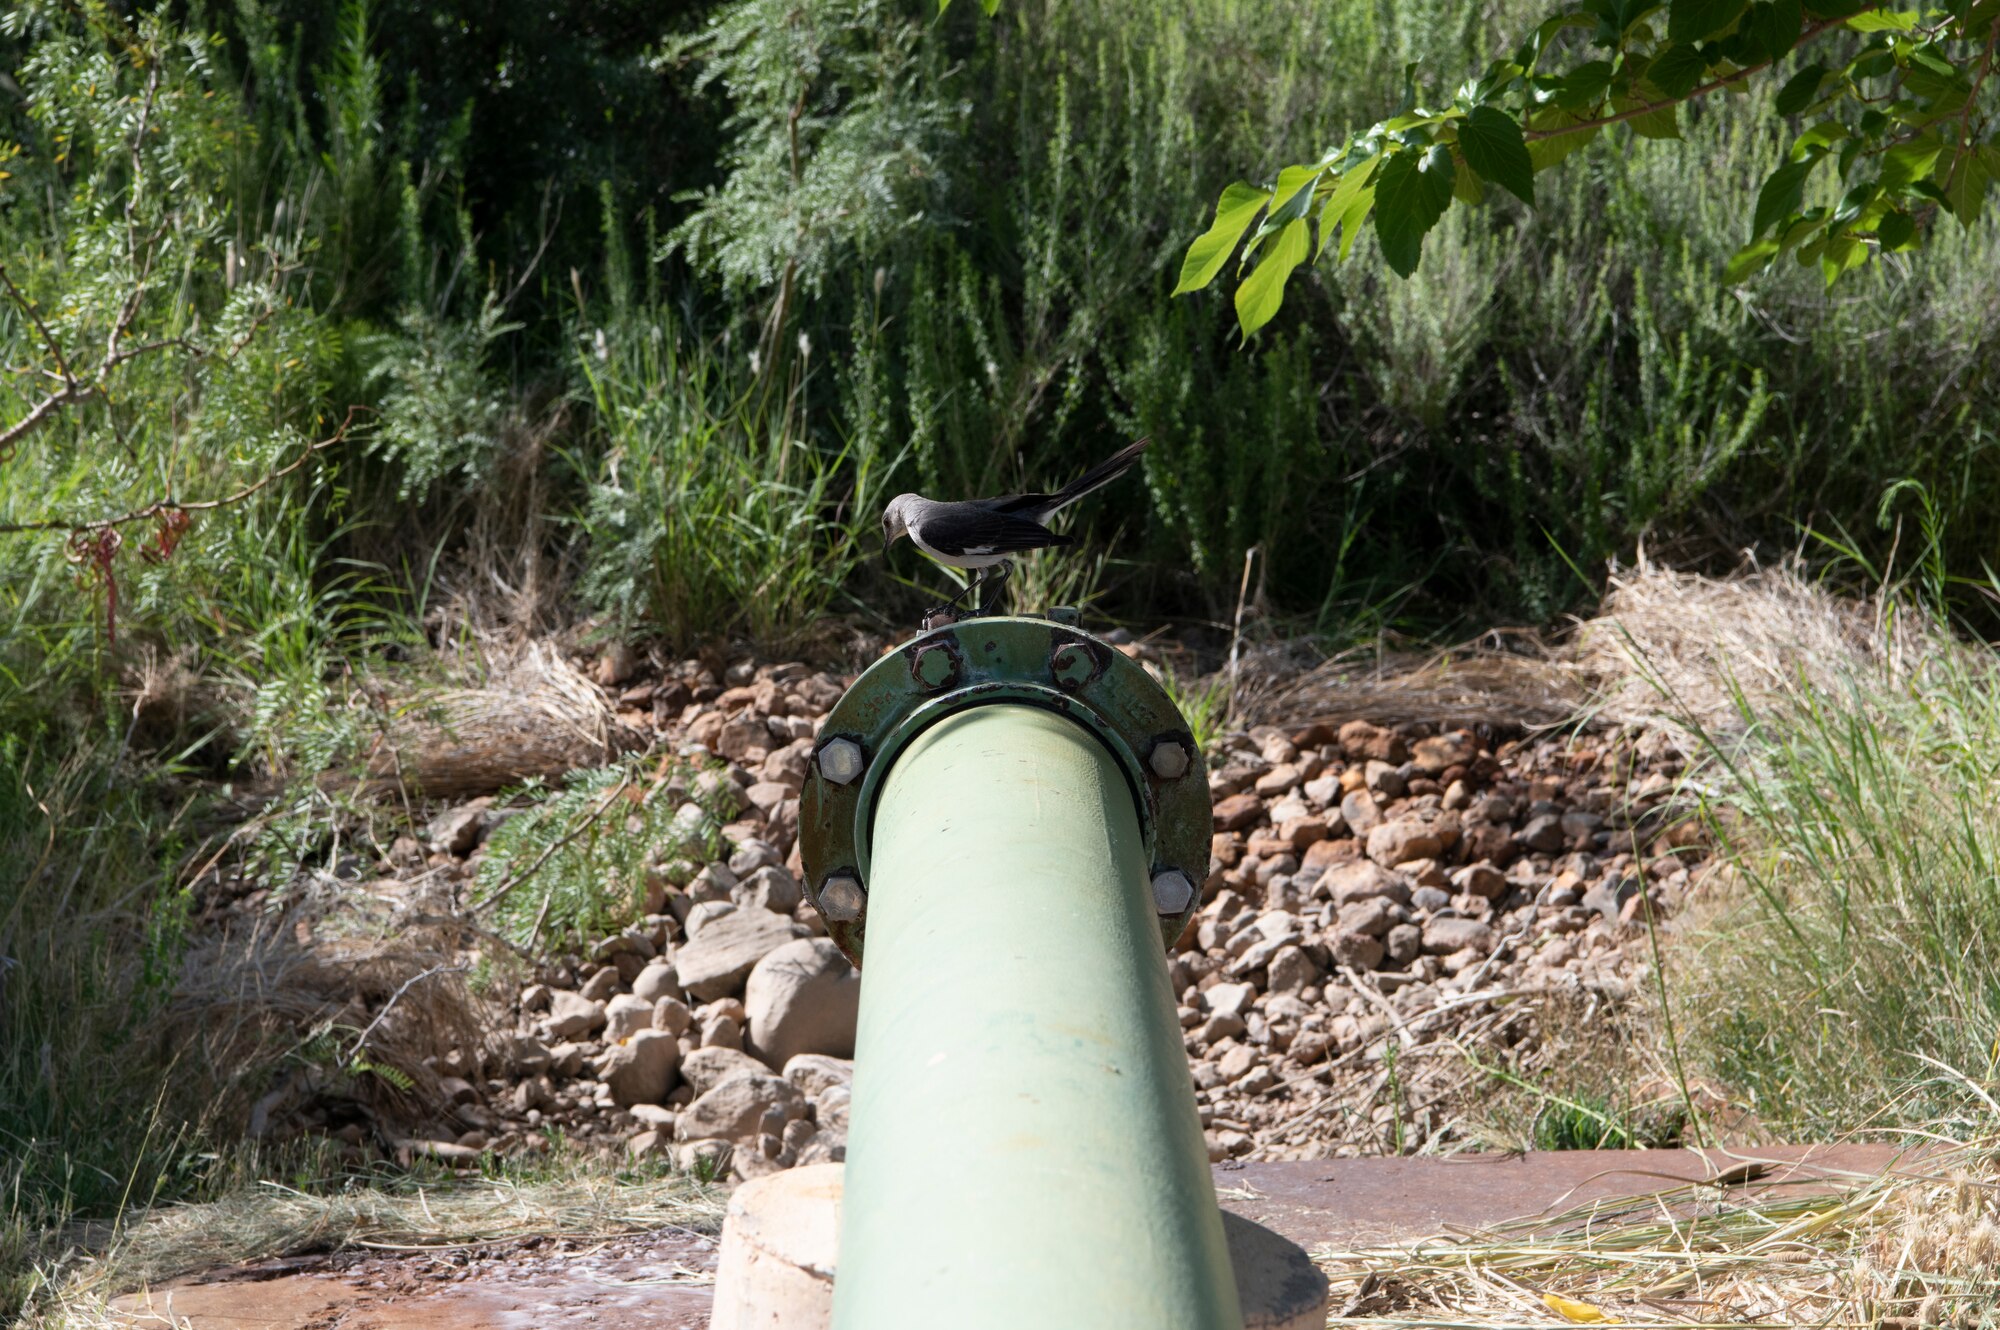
[700,1008,745,1050]
[1517,814,1567,854]
[737,865,803,915]
[1206,981,1258,1021]
[628,1128,670,1158]
[1216,1043,1258,1080]
[1301,838,1359,874]
[497,1033,551,1075]
[428,806,487,856]
[1363,760,1406,799]
[678,1073,805,1144]
[728,838,784,877]
[1302,773,1343,807]
[1328,929,1386,970]
[683,1046,771,1095]
[1412,730,1478,775]
[1336,896,1399,938]
[604,993,655,1043]
[1253,764,1301,798]
[676,907,808,1001]
[685,900,738,936]
[544,991,607,1039]
[597,641,640,686]
[600,1029,679,1106]
[1319,859,1412,907]
[691,862,740,903]
[1339,789,1383,835]
[1410,886,1450,913]
[1266,945,1321,993]
[1451,863,1508,899]
[782,1054,853,1100]
[1584,875,1643,921]
[1421,915,1496,955]
[632,962,684,1005]
[745,939,860,1068]
[653,996,693,1035]
[1385,923,1422,963]
[579,967,622,1002]
[1338,720,1406,764]
[1367,820,1444,868]
[1212,793,1264,832]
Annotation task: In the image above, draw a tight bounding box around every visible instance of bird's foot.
[920,606,960,631]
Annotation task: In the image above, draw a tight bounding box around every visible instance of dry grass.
[1568,554,1951,746]
[1314,1140,2000,1327]
[1243,636,1584,734]
[21,1164,726,1327]
[347,638,645,800]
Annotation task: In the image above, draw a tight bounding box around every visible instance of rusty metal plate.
[798,616,1210,965]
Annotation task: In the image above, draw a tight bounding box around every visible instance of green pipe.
[831,704,1243,1330]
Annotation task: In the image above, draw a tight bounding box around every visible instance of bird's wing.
[915,504,1074,557]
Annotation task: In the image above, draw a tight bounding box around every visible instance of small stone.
[428,806,488,856]
[1517,814,1567,853]
[1339,789,1383,835]
[604,993,654,1043]
[782,1054,853,1100]
[745,938,860,1067]
[599,1029,679,1107]
[1410,886,1450,914]
[736,865,803,915]
[1368,820,1444,868]
[676,908,809,1001]
[677,1073,805,1144]
[1384,923,1421,964]
[1205,981,1257,1021]
[1212,793,1264,832]
[1451,863,1508,899]
[579,967,621,1003]
[1266,945,1321,993]
[1253,764,1301,797]
[682,1045,770,1093]
[1329,929,1386,970]
[1338,720,1406,763]
[652,996,693,1035]
[632,962,684,1005]
[1319,859,1412,907]
[628,1128,670,1158]
[1411,730,1478,775]
[1216,1043,1258,1080]
[544,991,607,1039]
[1422,915,1496,955]
[1364,760,1405,799]
[1336,896,1399,938]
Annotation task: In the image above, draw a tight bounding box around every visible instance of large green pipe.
[831,704,1242,1330]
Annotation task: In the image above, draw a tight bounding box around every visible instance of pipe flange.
[799,616,1209,965]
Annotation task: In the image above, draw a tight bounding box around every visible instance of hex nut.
[1050,643,1094,687]
[1044,605,1082,626]
[1148,738,1192,780]
[821,873,866,923]
[914,644,957,690]
[1151,869,1195,916]
[818,737,866,785]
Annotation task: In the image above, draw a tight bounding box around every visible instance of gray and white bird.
[882,437,1150,614]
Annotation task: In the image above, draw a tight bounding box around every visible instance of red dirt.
[111,1145,1921,1329]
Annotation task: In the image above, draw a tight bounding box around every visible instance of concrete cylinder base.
[710,1163,1327,1330]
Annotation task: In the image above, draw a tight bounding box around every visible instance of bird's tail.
[1044,436,1150,516]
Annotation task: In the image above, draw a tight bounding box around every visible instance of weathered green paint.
[830,704,1242,1330]
[798,616,1209,965]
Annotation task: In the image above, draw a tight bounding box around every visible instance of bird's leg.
[921,570,980,625]
[976,560,1013,616]
[939,569,983,614]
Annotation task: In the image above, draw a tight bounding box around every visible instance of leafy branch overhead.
[1174,0,2000,335]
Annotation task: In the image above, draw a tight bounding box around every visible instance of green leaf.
[1773,62,1829,115]
[1555,60,1616,109]
[1373,145,1456,277]
[1669,0,1748,43]
[1457,106,1535,205]
[1753,156,1818,236]
[1942,147,1991,224]
[1749,0,1803,58]
[1615,89,1682,138]
[1174,182,1270,296]
[1649,44,1709,98]
[1727,235,1781,281]
[1875,209,1916,249]
[1881,139,1943,191]
[1845,8,1918,29]
[1790,119,1848,158]
[1525,107,1601,170]
[1314,156,1382,259]
[1234,217,1310,337]
[1337,186,1377,261]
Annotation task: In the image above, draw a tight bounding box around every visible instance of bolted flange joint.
[798,617,1212,965]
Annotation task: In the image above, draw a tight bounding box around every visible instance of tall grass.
[1678,610,2000,1138]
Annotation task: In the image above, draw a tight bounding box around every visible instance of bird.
[881,437,1150,618]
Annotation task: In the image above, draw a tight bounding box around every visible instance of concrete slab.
[111,1144,1924,1329]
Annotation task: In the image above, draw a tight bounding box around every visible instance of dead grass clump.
[1569,554,1952,745]
[348,639,643,800]
[1316,1140,1999,1327]
[1244,636,1583,734]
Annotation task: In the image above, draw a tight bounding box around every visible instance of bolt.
[818,737,865,785]
[1050,643,1094,688]
[1148,738,1192,780]
[821,872,866,923]
[1151,869,1195,916]
[914,643,957,690]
